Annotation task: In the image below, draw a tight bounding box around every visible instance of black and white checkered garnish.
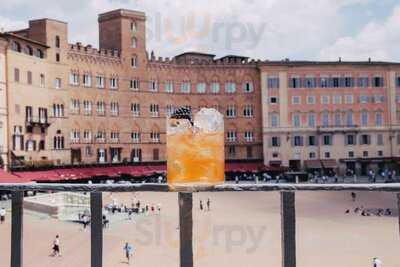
[170,107,193,125]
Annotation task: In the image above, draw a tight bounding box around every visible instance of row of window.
[69,100,255,118]
[282,94,385,105]
[69,73,254,94]
[10,41,44,58]
[12,127,65,150]
[270,133,386,148]
[144,80,253,94]
[13,68,65,90]
[269,111,384,127]
[267,75,387,89]
[69,73,118,89]
[70,130,161,144]
[271,150,385,160]
[226,131,255,142]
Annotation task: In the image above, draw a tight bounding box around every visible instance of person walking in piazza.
[51,235,61,257]
[157,203,161,214]
[199,200,203,211]
[351,192,357,202]
[206,198,210,211]
[123,242,134,264]
[82,214,90,230]
[0,207,6,224]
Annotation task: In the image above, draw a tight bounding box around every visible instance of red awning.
[0,170,31,183]
[9,162,267,182]
[225,162,265,172]
[304,160,322,169]
[321,159,338,169]
[149,165,167,173]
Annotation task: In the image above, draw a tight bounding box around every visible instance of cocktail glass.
[167,108,224,186]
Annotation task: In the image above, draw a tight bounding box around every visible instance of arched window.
[308,113,316,127]
[54,131,65,150]
[322,111,330,127]
[375,111,383,126]
[346,111,354,126]
[131,55,138,68]
[334,111,341,126]
[11,41,21,52]
[26,45,33,56]
[55,36,60,48]
[361,111,368,126]
[36,49,44,59]
[270,113,279,127]
[150,129,160,143]
[292,113,301,127]
[131,37,137,48]
[130,21,137,31]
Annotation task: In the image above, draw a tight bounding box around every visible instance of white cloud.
[0,16,27,32]
[318,5,400,61]
[0,0,377,60]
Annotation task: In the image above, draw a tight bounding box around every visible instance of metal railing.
[1,183,400,267]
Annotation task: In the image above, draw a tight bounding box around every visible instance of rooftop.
[261,59,400,67]
[174,51,216,59]
[0,32,49,48]
[98,8,146,22]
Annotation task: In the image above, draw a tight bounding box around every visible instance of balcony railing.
[0,183,399,267]
[25,116,50,127]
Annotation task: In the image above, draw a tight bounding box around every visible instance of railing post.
[281,191,296,267]
[398,193,400,239]
[178,192,193,267]
[90,192,103,267]
[11,191,24,267]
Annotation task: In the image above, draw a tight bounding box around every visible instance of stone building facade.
[260,62,400,175]
[0,8,399,176]
[0,9,263,171]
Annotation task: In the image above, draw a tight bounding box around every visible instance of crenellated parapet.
[67,42,122,65]
[146,51,259,69]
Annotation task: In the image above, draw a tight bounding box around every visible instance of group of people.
[199,198,211,211]
[368,169,397,183]
[78,213,91,230]
[106,197,162,217]
[233,173,271,184]
[345,207,393,217]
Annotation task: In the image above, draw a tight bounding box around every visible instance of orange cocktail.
[167,108,224,186]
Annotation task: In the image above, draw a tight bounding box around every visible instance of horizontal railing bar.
[0,183,400,192]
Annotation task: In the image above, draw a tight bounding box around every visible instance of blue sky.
[1,0,400,61]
